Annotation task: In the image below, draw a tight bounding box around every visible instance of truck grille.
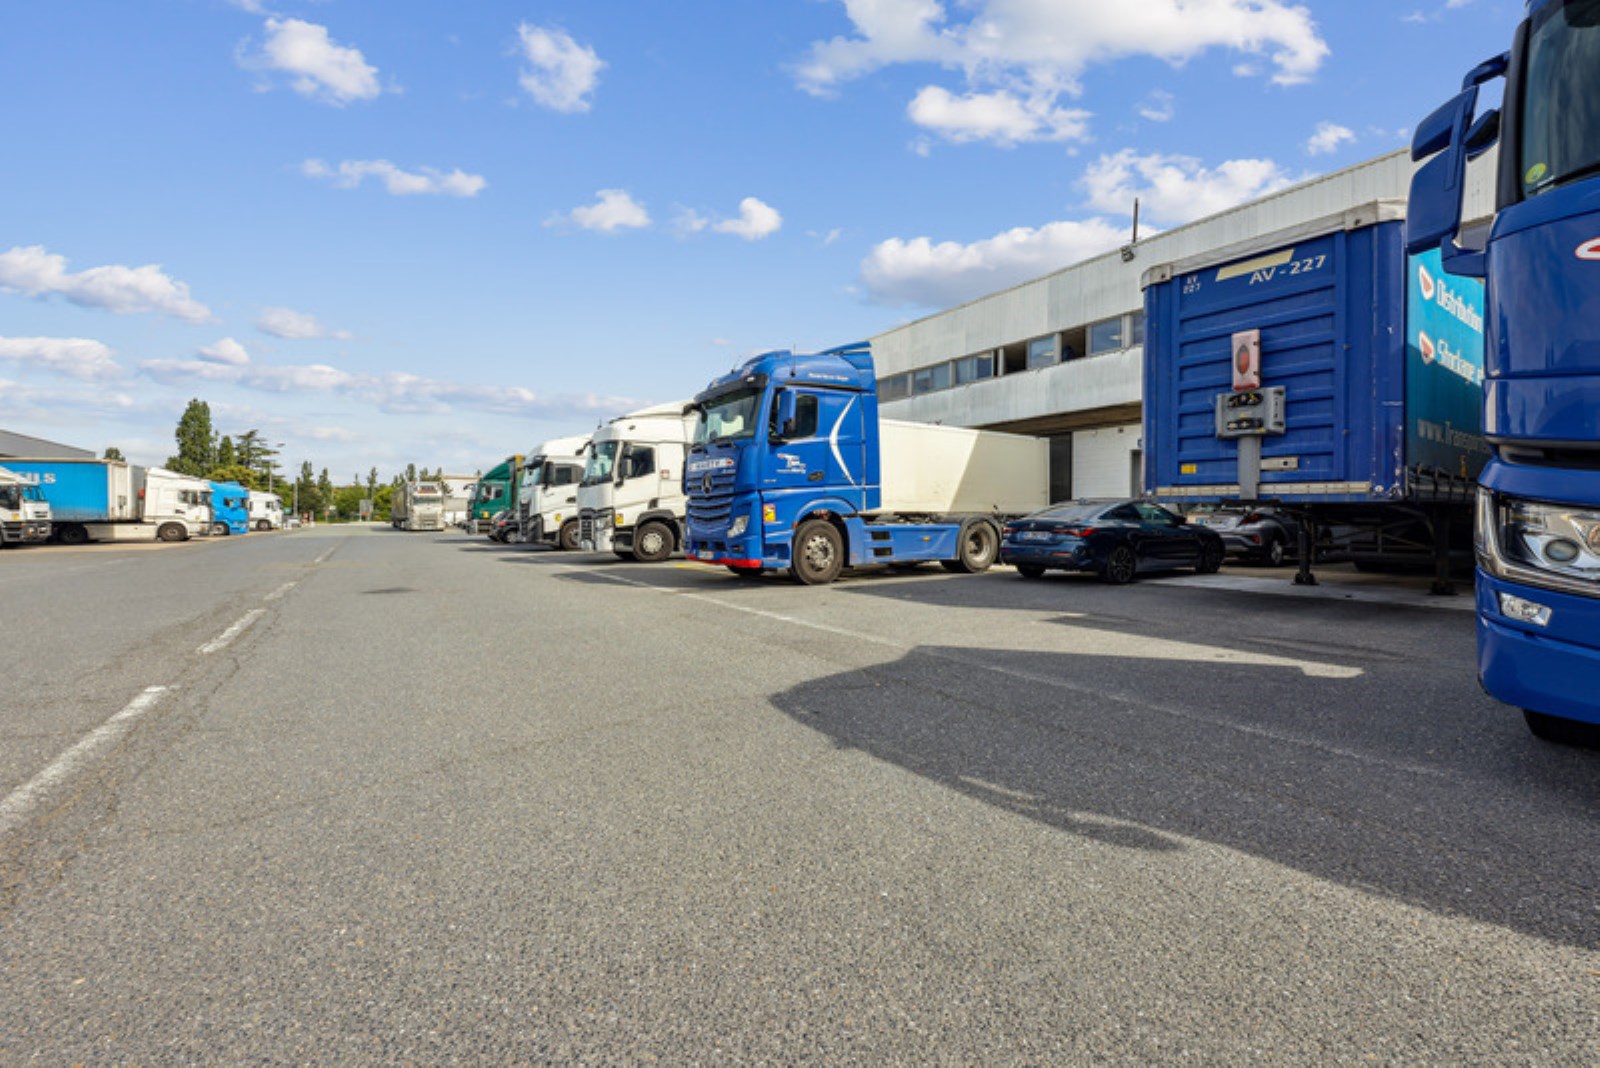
[688,491,734,528]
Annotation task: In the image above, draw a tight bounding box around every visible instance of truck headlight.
[728,515,748,538]
[1485,491,1600,584]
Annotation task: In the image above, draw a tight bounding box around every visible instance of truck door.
[767,389,864,504]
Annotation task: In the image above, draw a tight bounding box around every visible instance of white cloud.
[1139,90,1176,123]
[198,338,252,366]
[256,306,351,340]
[0,245,212,323]
[0,336,120,379]
[1082,150,1297,226]
[552,189,651,234]
[516,24,604,113]
[860,218,1130,308]
[906,86,1090,146]
[673,207,711,236]
[248,17,384,105]
[797,1,1327,147]
[713,198,783,240]
[138,352,637,420]
[1305,121,1355,155]
[301,159,487,197]
[799,0,1329,95]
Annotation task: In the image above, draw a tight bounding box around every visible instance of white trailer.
[876,420,1049,516]
[578,402,698,561]
[438,475,477,528]
[516,435,590,549]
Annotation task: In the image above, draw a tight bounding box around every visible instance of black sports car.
[1000,499,1225,583]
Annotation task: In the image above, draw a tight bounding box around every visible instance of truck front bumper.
[1,521,51,543]
[1478,570,1600,725]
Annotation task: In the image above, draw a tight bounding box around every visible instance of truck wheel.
[633,521,673,563]
[1524,710,1599,747]
[211,522,229,536]
[1099,545,1137,584]
[559,520,580,551]
[57,523,90,546]
[1196,541,1224,574]
[791,520,844,585]
[256,520,271,532]
[941,520,999,574]
[156,523,186,543]
[1016,565,1046,579]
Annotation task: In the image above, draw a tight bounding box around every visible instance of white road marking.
[566,569,1456,781]
[313,547,337,565]
[264,581,297,602]
[0,686,168,839]
[198,609,266,654]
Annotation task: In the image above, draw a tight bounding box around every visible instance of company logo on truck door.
[1578,238,1600,261]
[1418,262,1436,301]
[687,457,735,475]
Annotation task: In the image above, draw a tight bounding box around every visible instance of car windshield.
[583,440,620,484]
[1033,503,1111,522]
[695,388,762,445]
[1522,0,1600,195]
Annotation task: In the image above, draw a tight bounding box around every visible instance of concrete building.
[870,149,1495,502]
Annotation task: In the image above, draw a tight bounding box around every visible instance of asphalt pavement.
[2,526,1597,1062]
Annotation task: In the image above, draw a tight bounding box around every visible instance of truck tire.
[255,520,271,532]
[57,523,90,546]
[633,521,674,563]
[941,520,999,574]
[156,523,186,543]
[1524,709,1599,747]
[559,520,580,551]
[211,522,229,536]
[791,520,844,585]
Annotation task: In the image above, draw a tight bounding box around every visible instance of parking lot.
[2,526,1597,1061]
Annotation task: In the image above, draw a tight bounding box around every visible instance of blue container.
[1143,216,1486,504]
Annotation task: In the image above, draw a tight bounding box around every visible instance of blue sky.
[0,0,1516,479]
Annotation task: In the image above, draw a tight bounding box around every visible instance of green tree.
[216,435,236,467]
[166,399,217,476]
[103,446,124,461]
[206,464,259,489]
[373,483,395,521]
[405,463,418,483]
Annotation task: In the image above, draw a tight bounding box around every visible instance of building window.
[1088,317,1125,355]
[1027,335,1060,369]
[1129,311,1146,348]
[911,367,933,394]
[928,362,952,391]
[954,351,995,385]
[880,374,911,402]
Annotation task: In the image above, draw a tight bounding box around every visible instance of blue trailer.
[682,344,1048,584]
[1408,0,1600,742]
[209,481,250,535]
[1142,203,1489,589]
[0,459,212,544]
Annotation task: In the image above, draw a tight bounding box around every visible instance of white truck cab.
[0,466,51,545]
[517,435,590,549]
[577,401,697,562]
[248,490,284,531]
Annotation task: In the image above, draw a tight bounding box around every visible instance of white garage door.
[1071,424,1141,500]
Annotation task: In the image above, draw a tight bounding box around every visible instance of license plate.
[1018,531,1053,542]
[696,550,714,560]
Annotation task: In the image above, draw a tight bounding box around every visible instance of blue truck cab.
[683,343,1044,584]
[1409,0,1600,740]
[209,481,251,536]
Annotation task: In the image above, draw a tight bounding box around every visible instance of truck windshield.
[525,459,548,487]
[583,441,620,485]
[1522,0,1600,196]
[0,487,18,509]
[695,388,762,445]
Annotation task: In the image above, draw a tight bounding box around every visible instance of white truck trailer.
[578,402,698,561]
[0,459,211,544]
[516,435,590,549]
[439,475,477,528]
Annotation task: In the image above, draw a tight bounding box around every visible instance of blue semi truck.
[1142,202,1488,586]
[209,481,250,536]
[682,343,1048,584]
[1408,0,1600,742]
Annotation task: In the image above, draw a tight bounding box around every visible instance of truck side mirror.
[1464,107,1500,161]
[773,389,798,440]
